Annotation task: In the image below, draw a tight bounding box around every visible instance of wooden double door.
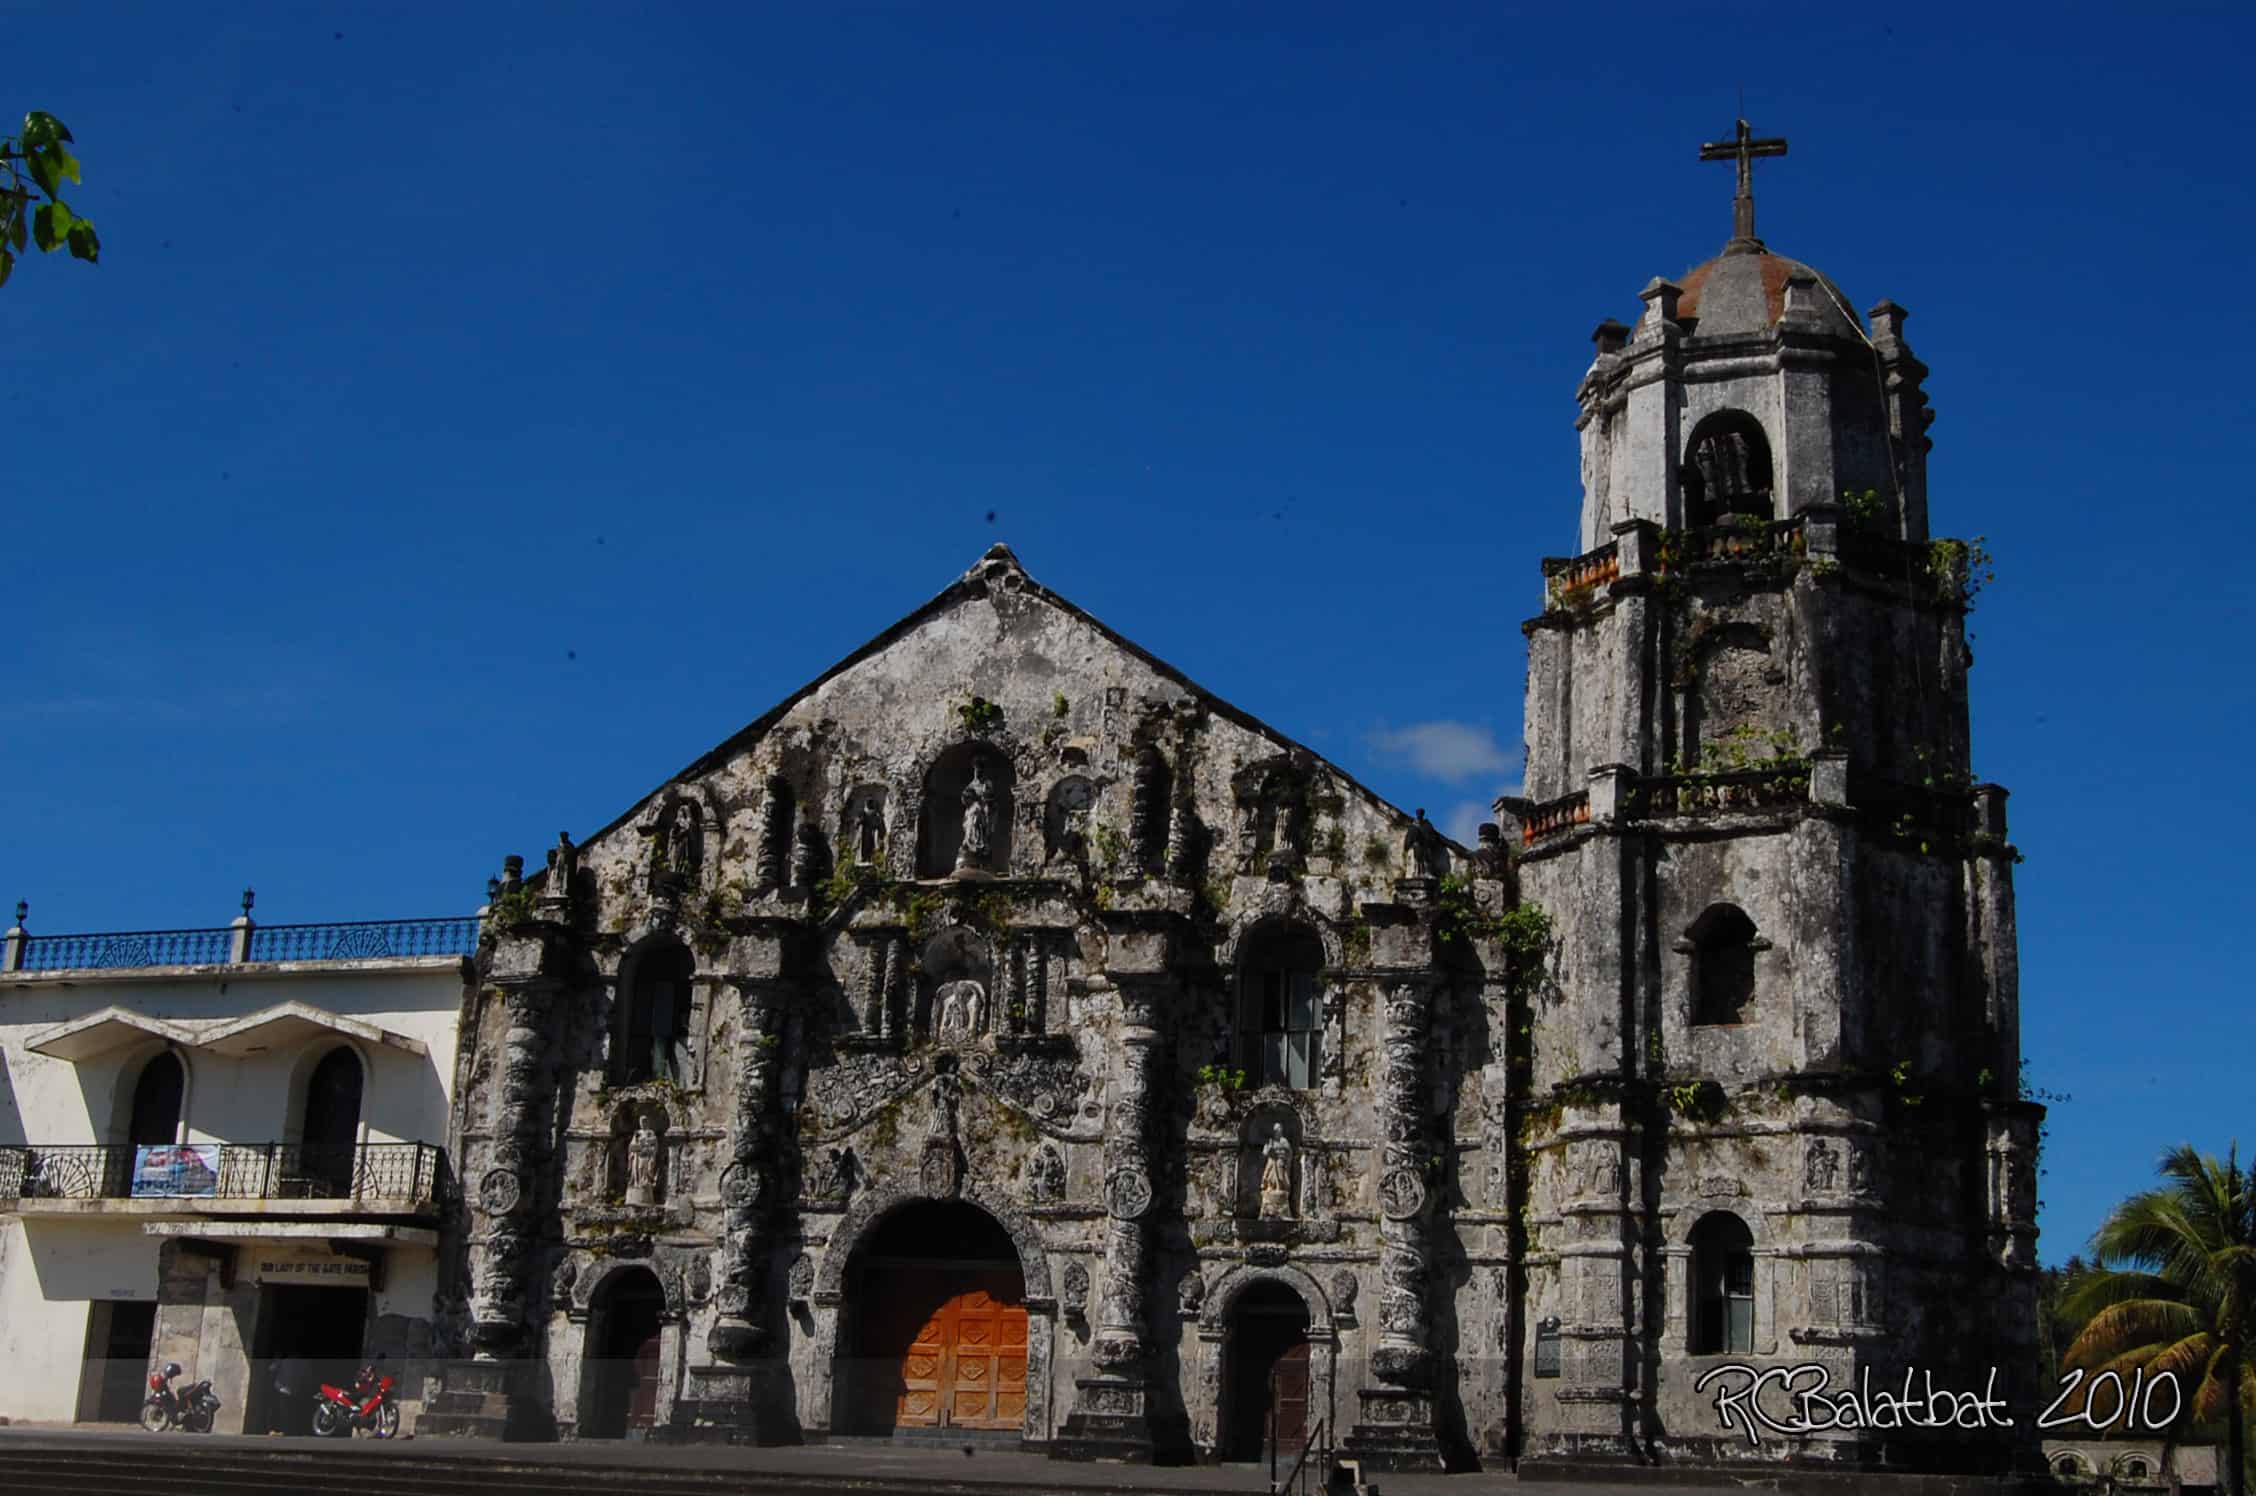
[866,1264,1028,1431]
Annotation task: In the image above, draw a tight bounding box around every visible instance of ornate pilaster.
[422,913,568,1440]
[1345,899,1447,1471]
[710,980,784,1358]
[1054,912,1178,1461]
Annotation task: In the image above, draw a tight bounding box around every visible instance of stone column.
[422,921,564,1440]
[1344,969,1446,1471]
[709,980,784,1358]
[1054,912,1177,1461]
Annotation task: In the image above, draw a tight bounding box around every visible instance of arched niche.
[648,795,708,895]
[917,925,993,1040]
[919,742,1015,877]
[1041,775,1097,866]
[1232,1102,1306,1220]
[1684,903,1763,1026]
[840,783,892,870]
[1682,410,1774,527]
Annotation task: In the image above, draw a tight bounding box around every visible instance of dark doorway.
[848,1201,1028,1434]
[252,1285,369,1434]
[299,1048,362,1197]
[86,1300,158,1422]
[584,1269,667,1438]
[1224,1282,1311,1462]
[127,1053,182,1146]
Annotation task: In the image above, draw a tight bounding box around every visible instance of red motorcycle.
[311,1361,399,1439]
[141,1361,220,1433]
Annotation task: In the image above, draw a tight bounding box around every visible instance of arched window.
[127,1051,183,1146]
[1236,925,1324,1090]
[1689,1213,1755,1354]
[1682,412,1774,527]
[619,941,695,1085]
[300,1047,363,1197]
[1688,904,1759,1026]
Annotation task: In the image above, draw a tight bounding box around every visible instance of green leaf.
[6,200,23,253]
[48,143,79,185]
[25,147,57,199]
[0,249,13,289]
[31,201,65,252]
[66,219,97,263]
[20,112,69,150]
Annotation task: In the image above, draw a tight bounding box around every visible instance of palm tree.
[2062,1143,2255,1496]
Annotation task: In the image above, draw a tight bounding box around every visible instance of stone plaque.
[1534,1317,1562,1379]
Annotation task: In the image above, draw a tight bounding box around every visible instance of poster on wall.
[131,1144,220,1198]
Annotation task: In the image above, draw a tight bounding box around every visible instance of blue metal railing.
[247,918,480,963]
[10,916,479,972]
[20,927,234,971]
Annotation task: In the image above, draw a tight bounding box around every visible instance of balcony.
[0,1141,448,1220]
[5,914,482,974]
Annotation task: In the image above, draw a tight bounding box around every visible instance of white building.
[0,898,474,1433]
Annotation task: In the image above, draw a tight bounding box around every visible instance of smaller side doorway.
[1224,1282,1311,1462]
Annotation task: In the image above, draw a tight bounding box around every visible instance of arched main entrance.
[1224,1281,1311,1461]
[582,1267,667,1438]
[847,1200,1028,1434]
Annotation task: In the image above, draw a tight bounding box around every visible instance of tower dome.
[1673,246,1860,341]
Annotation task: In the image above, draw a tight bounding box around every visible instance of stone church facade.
[422,133,2042,1474]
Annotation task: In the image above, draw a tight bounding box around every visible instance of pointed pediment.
[196,1001,427,1060]
[25,1007,201,1062]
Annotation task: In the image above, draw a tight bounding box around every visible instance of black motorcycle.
[141,1361,221,1433]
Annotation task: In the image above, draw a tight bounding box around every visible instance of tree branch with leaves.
[0,111,99,286]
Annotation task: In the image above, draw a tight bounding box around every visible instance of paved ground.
[0,1423,1491,1493]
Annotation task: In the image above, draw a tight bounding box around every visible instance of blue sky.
[2,4,2250,1264]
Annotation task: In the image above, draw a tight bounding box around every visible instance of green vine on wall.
[957,695,1004,733]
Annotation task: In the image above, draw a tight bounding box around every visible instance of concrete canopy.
[24,1006,201,1062]
[194,1000,428,1059]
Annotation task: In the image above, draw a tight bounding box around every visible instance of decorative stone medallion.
[719,1163,765,1209]
[1377,1166,1426,1221]
[479,1167,524,1216]
[1104,1166,1154,1221]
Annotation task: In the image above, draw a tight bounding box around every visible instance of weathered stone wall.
[444,548,1514,1467]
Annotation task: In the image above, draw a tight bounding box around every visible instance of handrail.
[1273,1415,1330,1495]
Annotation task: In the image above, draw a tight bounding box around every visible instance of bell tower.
[1500,123,2042,1469]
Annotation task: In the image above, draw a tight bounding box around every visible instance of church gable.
[558,543,1465,937]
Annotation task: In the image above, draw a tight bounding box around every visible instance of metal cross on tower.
[1699,119,1787,251]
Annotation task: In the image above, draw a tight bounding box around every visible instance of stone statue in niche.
[668,805,699,880]
[1805,1139,1839,1193]
[1259,1125,1295,1219]
[626,1115,664,1207]
[1024,1141,1065,1205]
[854,796,885,865]
[545,831,577,903]
[937,979,985,1039]
[1404,808,1446,880]
[958,763,996,871]
[814,1147,859,1205]
[1846,1144,1874,1195]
